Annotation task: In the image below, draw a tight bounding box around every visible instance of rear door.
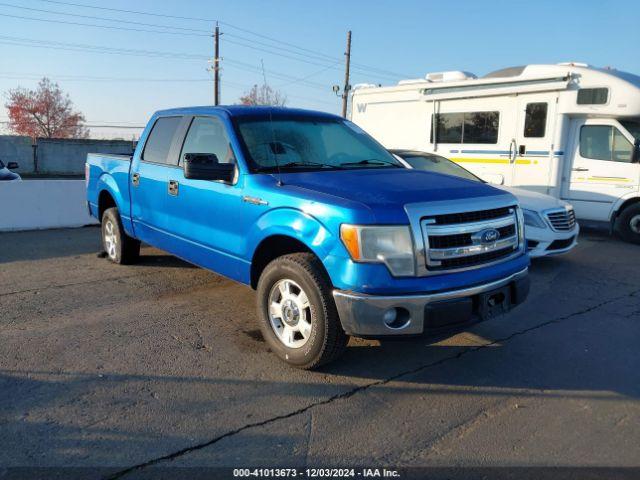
[130,115,184,245]
[563,118,639,221]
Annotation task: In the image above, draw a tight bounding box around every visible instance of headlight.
[522,209,547,229]
[340,224,415,276]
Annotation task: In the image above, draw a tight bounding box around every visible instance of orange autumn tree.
[5,77,89,138]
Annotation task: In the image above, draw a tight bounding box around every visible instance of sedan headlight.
[340,224,415,276]
[522,209,547,229]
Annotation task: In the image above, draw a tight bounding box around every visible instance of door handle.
[572,167,589,172]
[509,139,517,163]
[168,180,179,196]
[132,172,140,187]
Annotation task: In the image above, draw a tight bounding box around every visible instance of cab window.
[180,116,236,165]
[142,116,182,165]
[580,125,633,163]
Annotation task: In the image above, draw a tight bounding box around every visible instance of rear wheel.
[101,207,141,264]
[614,203,640,245]
[256,253,349,369]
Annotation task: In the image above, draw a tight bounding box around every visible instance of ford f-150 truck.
[86,106,530,369]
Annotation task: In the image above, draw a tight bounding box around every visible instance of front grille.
[546,208,576,231]
[439,247,515,269]
[422,205,520,272]
[429,224,516,249]
[432,206,512,225]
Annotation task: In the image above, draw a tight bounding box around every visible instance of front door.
[563,118,640,221]
[163,115,248,281]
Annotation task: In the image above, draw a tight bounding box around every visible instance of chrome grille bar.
[545,208,576,232]
[421,207,520,271]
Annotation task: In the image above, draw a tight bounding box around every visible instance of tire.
[256,253,349,369]
[614,203,640,245]
[101,207,141,264]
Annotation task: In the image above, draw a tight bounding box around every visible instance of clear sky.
[0,0,638,138]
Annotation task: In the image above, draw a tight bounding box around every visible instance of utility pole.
[341,30,352,118]
[214,22,220,106]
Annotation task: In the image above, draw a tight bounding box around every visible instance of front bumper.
[526,224,579,258]
[333,268,529,336]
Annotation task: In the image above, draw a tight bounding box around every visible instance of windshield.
[235,116,402,172]
[398,152,481,182]
[0,159,4,168]
[620,119,640,141]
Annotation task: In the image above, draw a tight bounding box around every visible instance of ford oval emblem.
[479,228,500,244]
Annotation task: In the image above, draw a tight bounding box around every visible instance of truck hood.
[278,169,513,223]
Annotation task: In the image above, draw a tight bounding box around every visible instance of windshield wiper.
[278,161,343,170]
[339,158,401,167]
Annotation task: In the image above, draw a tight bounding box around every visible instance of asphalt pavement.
[0,226,638,478]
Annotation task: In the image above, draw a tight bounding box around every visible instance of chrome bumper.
[333,268,529,336]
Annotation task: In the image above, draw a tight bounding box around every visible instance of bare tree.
[239,83,287,106]
[5,78,89,138]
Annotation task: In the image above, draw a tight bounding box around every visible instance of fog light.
[383,307,410,329]
[383,308,397,326]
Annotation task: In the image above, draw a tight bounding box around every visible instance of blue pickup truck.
[86,106,530,368]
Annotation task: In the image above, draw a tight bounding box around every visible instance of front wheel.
[614,203,640,245]
[256,253,349,369]
[101,207,141,264]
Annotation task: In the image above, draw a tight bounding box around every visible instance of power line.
[0,72,212,82]
[0,8,400,81]
[31,0,411,79]
[0,71,338,107]
[0,2,211,33]
[0,12,211,36]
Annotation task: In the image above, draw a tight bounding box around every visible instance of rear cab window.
[142,116,182,165]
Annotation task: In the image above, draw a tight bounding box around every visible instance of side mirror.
[7,162,18,170]
[632,140,640,164]
[183,153,234,182]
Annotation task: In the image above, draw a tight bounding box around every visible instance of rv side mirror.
[183,153,234,182]
[7,162,18,170]
[632,140,640,164]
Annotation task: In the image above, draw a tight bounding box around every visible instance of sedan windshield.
[397,152,481,182]
[0,159,4,169]
[235,117,402,172]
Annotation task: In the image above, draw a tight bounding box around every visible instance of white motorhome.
[350,63,640,243]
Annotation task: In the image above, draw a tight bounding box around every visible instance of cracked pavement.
[0,227,639,477]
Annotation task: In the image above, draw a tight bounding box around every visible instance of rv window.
[524,103,547,138]
[580,125,633,163]
[431,113,463,143]
[463,112,499,143]
[431,112,499,144]
[577,88,608,105]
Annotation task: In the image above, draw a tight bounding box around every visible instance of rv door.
[511,94,558,194]
[563,118,640,222]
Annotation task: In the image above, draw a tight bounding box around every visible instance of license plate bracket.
[478,285,511,321]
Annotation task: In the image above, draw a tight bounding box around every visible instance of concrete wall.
[0,135,34,173]
[0,180,97,231]
[37,138,135,175]
[0,135,135,175]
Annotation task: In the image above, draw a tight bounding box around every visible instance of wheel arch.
[250,234,337,289]
[611,195,640,224]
